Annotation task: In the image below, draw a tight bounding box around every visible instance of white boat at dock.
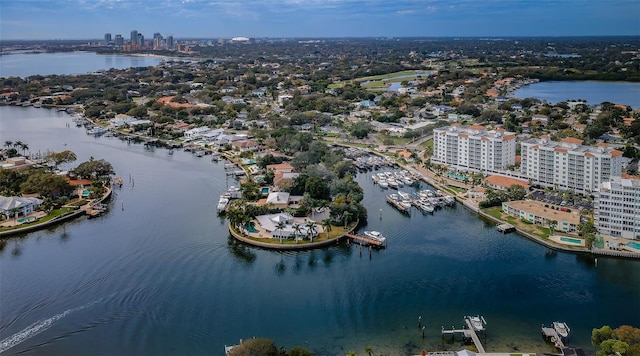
[86,126,108,136]
[364,230,386,243]
[553,321,570,339]
[466,315,487,332]
[217,196,229,213]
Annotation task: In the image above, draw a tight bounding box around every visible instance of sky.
[0,0,639,40]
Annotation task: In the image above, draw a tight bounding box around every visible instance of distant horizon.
[1,0,638,41]
[2,35,639,43]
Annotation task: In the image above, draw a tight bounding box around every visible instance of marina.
[1,106,638,355]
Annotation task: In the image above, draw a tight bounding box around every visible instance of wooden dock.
[345,233,385,247]
[496,223,515,233]
[542,325,565,349]
[463,317,486,353]
[441,318,485,353]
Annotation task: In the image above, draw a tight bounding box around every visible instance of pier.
[496,223,515,233]
[541,325,565,350]
[441,316,486,353]
[344,233,385,247]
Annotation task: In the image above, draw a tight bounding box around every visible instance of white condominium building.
[520,137,622,194]
[432,125,517,172]
[595,176,640,239]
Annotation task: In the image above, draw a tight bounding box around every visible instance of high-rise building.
[130,30,138,46]
[153,33,163,49]
[520,137,623,194]
[138,34,145,48]
[432,125,517,173]
[166,35,174,50]
[595,176,640,239]
[114,34,124,47]
[104,33,112,44]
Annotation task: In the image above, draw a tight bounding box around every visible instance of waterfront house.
[184,127,211,140]
[0,157,36,171]
[0,195,43,220]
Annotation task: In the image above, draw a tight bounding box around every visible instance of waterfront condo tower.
[520,137,622,194]
[432,125,517,173]
[595,176,640,239]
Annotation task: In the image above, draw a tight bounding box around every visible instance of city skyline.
[1,0,639,40]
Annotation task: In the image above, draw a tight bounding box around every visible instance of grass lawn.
[421,139,433,149]
[448,186,467,194]
[235,222,355,246]
[330,70,434,89]
[482,206,549,239]
[0,207,75,232]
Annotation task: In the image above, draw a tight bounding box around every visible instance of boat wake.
[0,300,99,353]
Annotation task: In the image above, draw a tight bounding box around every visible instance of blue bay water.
[0,106,638,355]
[513,81,640,109]
[0,52,168,78]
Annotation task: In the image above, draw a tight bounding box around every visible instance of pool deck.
[549,235,585,247]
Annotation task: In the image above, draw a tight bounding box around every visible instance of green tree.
[597,339,629,356]
[72,158,115,179]
[48,150,77,168]
[227,337,279,356]
[305,220,317,242]
[288,346,311,356]
[275,221,286,244]
[592,325,614,346]
[321,218,332,239]
[20,171,73,199]
[506,184,527,201]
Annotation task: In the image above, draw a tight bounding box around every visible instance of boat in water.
[364,230,386,243]
[466,315,487,332]
[553,321,570,339]
[217,196,229,213]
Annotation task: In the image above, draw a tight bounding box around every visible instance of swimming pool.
[245,225,258,233]
[261,187,269,195]
[17,216,35,224]
[560,237,583,244]
[82,189,90,197]
[626,241,640,251]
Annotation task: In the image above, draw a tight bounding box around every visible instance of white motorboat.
[553,321,570,339]
[217,197,229,212]
[467,315,486,332]
[364,231,386,243]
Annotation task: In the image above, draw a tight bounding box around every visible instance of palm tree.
[549,219,558,237]
[275,221,286,244]
[305,221,317,242]
[3,140,13,150]
[20,143,29,156]
[342,211,352,229]
[321,218,332,239]
[292,223,302,243]
[13,141,23,155]
[365,346,373,356]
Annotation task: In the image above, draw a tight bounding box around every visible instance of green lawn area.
[421,139,433,149]
[330,70,434,89]
[482,206,549,239]
[0,207,75,232]
[447,186,467,194]
[238,223,354,246]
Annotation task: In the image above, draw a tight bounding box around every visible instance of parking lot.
[529,190,594,212]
